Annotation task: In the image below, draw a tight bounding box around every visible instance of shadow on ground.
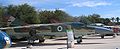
[11,42,67,47]
[11,41,105,48]
[54,37,114,40]
[82,37,114,40]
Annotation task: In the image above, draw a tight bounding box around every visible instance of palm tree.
[116,17,119,23]
[111,17,115,22]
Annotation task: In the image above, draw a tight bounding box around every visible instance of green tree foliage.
[7,5,18,17]
[7,4,40,24]
[18,4,40,24]
[79,15,91,24]
[38,10,54,23]
[1,4,74,25]
[39,10,73,23]
[0,4,114,26]
[116,17,119,23]
[87,14,101,23]
[78,14,102,24]
[0,7,3,22]
[103,18,111,25]
[0,7,6,26]
[75,14,111,25]
[111,17,115,22]
[54,10,73,22]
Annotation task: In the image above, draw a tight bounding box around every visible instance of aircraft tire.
[38,37,45,43]
[39,39,45,43]
[101,35,104,38]
[49,36,54,39]
[77,36,82,44]
[113,33,117,38]
[28,36,36,45]
[28,40,35,45]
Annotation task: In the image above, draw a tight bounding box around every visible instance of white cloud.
[58,8,65,11]
[102,14,120,18]
[8,0,37,5]
[101,9,120,18]
[40,8,65,11]
[68,1,111,7]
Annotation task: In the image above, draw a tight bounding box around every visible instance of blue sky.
[0,0,120,18]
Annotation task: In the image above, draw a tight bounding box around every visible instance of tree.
[111,17,115,22]
[0,7,3,22]
[0,7,6,26]
[39,9,73,23]
[103,18,111,25]
[116,17,119,23]
[79,15,91,24]
[18,4,40,24]
[87,14,101,23]
[38,10,54,23]
[7,4,40,24]
[54,10,73,22]
[7,5,18,17]
[75,14,109,25]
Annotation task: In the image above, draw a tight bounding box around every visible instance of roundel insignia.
[57,26,63,32]
[51,25,66,32]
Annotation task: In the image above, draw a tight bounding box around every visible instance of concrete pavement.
[5,36,120,49]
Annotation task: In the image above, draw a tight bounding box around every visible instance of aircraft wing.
[0,23,64,30]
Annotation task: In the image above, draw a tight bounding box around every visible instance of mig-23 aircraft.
[0,22,96,44]
[0,22,119,46]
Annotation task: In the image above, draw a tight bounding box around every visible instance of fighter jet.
[88,23,119,38]
[0,22,95,44]
[1,22,119,46]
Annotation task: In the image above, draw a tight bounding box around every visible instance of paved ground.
[5,36,120,49]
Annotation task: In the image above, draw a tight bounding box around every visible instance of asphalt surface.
[5,35,120,49]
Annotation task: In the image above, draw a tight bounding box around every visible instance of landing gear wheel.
[50,36,53,39]
[77,40,82,44]
[39,39,45,43]
[113,33,117,38]
[38,36,45,43]
[101,35,104,38]
[77,36,82,44]
[28,36,36,45]
[28,39,35,45]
